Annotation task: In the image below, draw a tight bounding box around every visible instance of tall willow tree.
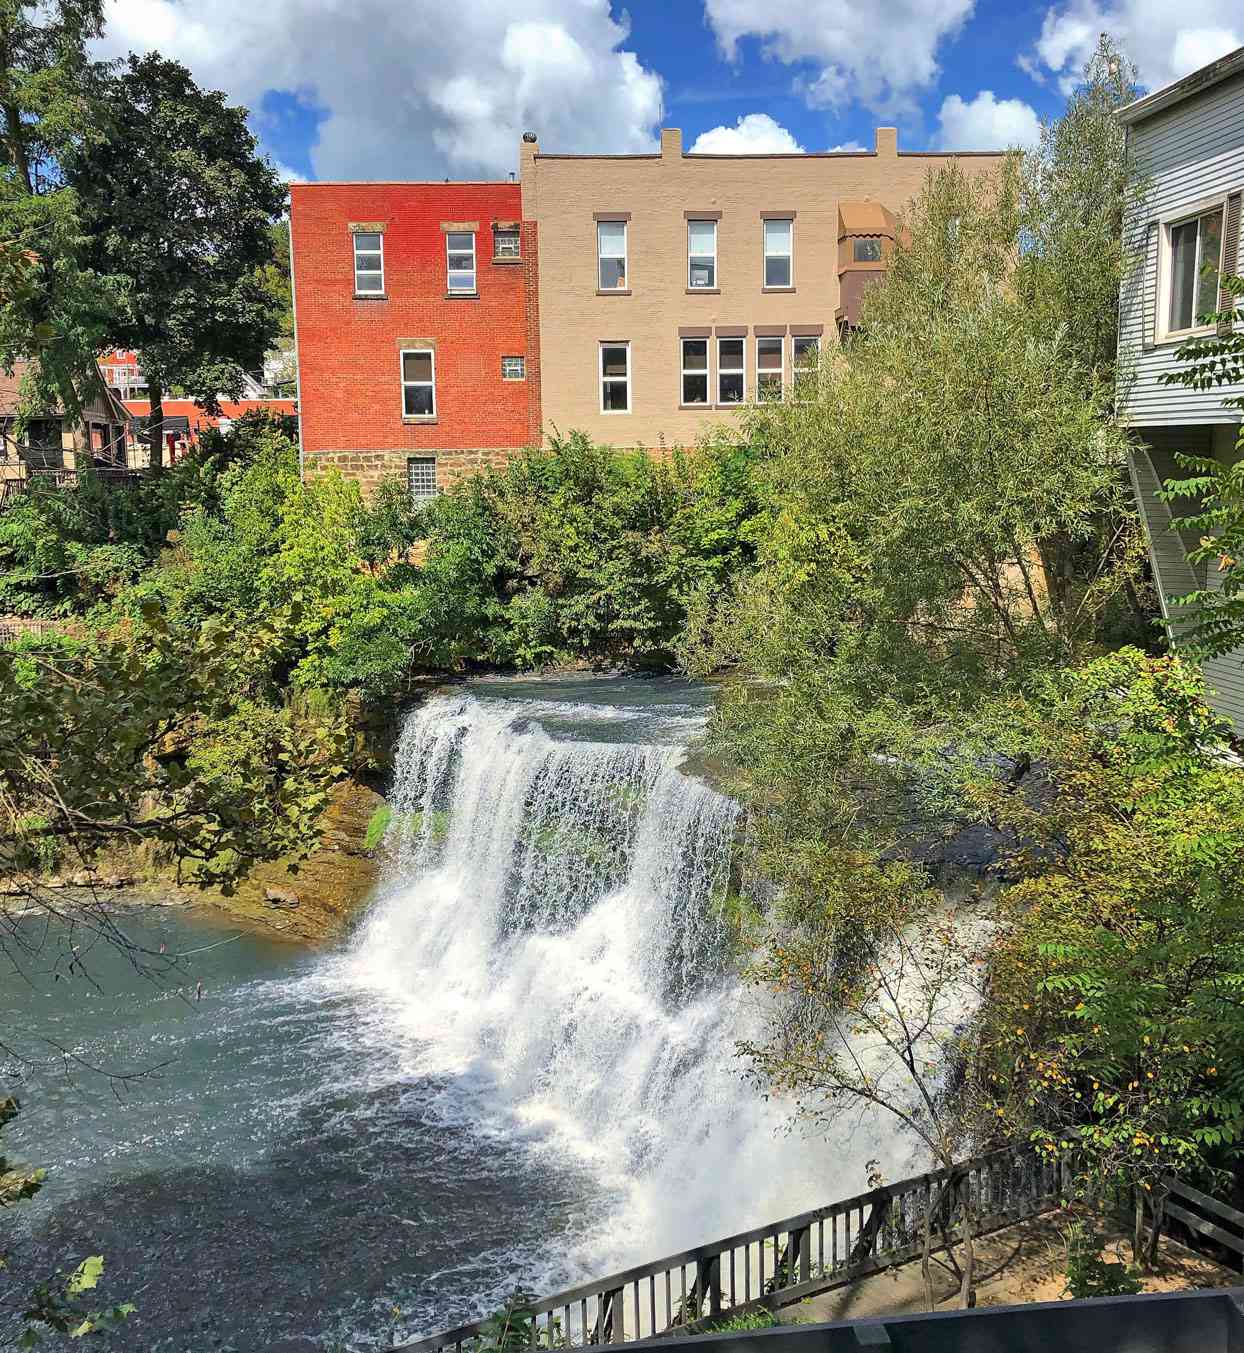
[0,0,120,418]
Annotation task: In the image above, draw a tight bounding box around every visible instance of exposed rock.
[264,887,301,910]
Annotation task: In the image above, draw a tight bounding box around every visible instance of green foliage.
[1158,274,1244,660]
[0,1,123,416]
[475,1292,561,1353]
[66,50,285,457]
[703,1308,780,1332]
[1062,1222,1142,1300]
[364,804,393,852]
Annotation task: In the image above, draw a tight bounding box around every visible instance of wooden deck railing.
[393,1145,1067,1353]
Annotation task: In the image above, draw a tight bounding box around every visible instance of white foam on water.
[338,691,917,1286]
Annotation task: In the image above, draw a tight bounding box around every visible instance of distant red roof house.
[122,397,298,463]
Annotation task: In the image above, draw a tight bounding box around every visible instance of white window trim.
[400,347,436,418]
[599,341,631,414]
[353,233,384,296]
[688,219,717,289]
[446,231,477,294]
[716,336,746,406]
[755,335,786,403]
[1155,194,1228,345]
[501,356,526,381]
[791,334,820,403]
[762,218,794,289]
[597,219,628,291]
[680,336,710,406]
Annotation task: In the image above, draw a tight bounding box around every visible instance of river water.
[1,676,911,1351]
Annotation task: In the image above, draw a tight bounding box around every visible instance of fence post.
[605,1289,625,1343]
[795,1225,811,1283]
[697,1254,722,1318]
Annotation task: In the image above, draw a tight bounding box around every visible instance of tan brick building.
[520,126,1005,449]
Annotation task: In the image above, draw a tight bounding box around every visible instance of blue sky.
[99,0,1241,182]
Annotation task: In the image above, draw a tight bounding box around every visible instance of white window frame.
[680,336,710,406]
[688,219,717,290]
[353,231,384,296]
[792,334,820,402]
[1156,195,1228,343]
[501,355,526,381]
[599,341,631,414]
[762,218,794,289]
[716,336,746,405]
[597,220,628,291]
[756,336,785,403]
[400,347,436,418]
[446,231,477,294]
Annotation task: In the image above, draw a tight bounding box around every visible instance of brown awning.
[838,201,896,237]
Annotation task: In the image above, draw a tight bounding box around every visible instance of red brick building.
[289,181,538,500]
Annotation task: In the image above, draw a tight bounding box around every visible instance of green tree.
[0,0,121,417]
[1158,274,1244,660]
[67,52,285,470]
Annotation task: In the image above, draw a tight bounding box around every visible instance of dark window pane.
[1169,220,1198,331]
[682,373,708,404]
[355,272,383,292]
[757,338,783,370]
[355,253,382,272]
[682,340,707,370]
[719,338,743,366]
[689,258,715,288]
[446,232,473,253]
[793,337,819,365]
[853,238,883,262]
[601,346,628,378]
[403,352,433,383]
[765,256,791,287]
[719,372,744,403]
[599,257,626,289]
[353,233,382,252]
[403,385,434,416]
[602,379,629,411]
[448,252,474,270]
[1197,211,1223,321]
[758,372,783,401]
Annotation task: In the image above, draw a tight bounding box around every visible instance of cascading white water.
[345,684,916,1288]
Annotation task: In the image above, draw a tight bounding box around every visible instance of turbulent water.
[2,676,914,1351]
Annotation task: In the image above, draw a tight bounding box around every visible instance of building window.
[688,220,717,289]
[353,231,384,295]
[501,356,526,381]
[408,456,438,505]
[757,337,784,402]
[853,238,883,262]
[494,227,521,259]
[681,338,709,404]
[717,337,745,404]
[1166,207,1224,334]
[600,342,630,413]
[763,219,793,288]
[401,349,436,417]
[598,220,627,290]
[792,335,819,399]
[446,231,476,293]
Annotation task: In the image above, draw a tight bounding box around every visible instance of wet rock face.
[195,777,385,943]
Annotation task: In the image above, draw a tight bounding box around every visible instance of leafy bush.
[1063,1222,1142,1300]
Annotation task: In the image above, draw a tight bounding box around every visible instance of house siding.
[1118,70,1244,426]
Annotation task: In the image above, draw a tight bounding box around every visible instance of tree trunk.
[146,379,164,475]
[1144,1189,1167,1272]
[957,1176,977,1310]
[1132,1190,1145,1268]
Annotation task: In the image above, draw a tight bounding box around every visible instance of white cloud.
[1026,1,1241,94]
[703,0,975,116]
[936,91,1042,150]
[271,160,306,185]
[97,0,663,180]
[689,113,805,154]
[827,140,866,152]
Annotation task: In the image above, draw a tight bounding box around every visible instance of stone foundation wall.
[305,446,523,496]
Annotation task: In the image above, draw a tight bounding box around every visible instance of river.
[1,676,912,1350]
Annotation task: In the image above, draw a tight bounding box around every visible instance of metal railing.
[394,1145,1066,1353]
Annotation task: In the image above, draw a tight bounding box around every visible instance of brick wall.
[290,181,534,494]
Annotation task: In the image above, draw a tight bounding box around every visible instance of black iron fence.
[393,1146,1067,1353]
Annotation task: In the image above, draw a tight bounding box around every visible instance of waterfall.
[345,685,913,1289]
